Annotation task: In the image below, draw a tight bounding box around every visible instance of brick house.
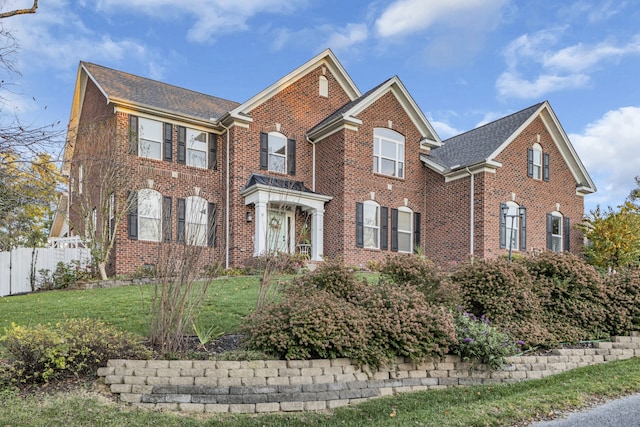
[54,49,596,275]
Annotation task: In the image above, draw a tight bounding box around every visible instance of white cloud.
[323,24,368,53]
[497,30,640,99]
[96,0,307,43]
[570,106,640,209]
[270,23,367,54]
[375,0,506,38]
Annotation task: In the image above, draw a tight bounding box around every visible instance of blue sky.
[4,0,640,213]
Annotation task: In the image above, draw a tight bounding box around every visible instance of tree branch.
[0,0,38,19]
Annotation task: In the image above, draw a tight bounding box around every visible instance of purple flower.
[462,338,474,344]
[517,340,525,346]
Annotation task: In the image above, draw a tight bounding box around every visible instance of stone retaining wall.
[98,333,640,414]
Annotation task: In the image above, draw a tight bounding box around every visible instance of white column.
[253,201,268,257]
[311,209,324,261]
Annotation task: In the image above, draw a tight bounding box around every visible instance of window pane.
[373,138,380,155]
[552,217,561,235]
[398,162,404,178]
[188,130,207,150]
[381,158,395,176]
[139,218,160,241]
[381,140,396,158]
[398,231,411,252]
[188,150,206,168]
[268,154,285,173]
[398,211,411,231]
[363,204,378,226]
[269,134,286,154]
[186,197,208,247]
[140,139,161,159]
[363,227,378,248]
[139,118,162,141]
[373,156,379,173]
[533,149,542,165]
[552,236,562,252]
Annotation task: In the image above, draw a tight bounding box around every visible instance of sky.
[3,0,640,213]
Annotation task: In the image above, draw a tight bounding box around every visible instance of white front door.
[267,210,292,254]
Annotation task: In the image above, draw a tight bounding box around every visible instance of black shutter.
[563,217,571,252]
[355,202,363,248]
[527,148,533,178]
[391,208,398,252]
[209,133,218,170]
[163,123,173,162]
[177,126,186,164]
[260,132,268,170]
[287,138,296,175]
[519,206,527,251]
[177,198,185,243]
[129,115,138,155]
[208,202,217,247]
[546,213,553,250]
[543,153,550,182]
[128,191,138,240]
[499,203,507,249]
[413,212,421,253]
[380,206,388,250]
[162,196,172,242]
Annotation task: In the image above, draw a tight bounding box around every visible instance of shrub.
[452,309,523,369]
[451,258,553,347]
[377,254,460,307]
[241,261,457,368]
[520,252,609,342]
[602,267,640,335]
[0,319,153,384]
[37,260,93,290]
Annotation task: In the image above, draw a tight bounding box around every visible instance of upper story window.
[528,143,549,181]
[260,132,296,176]
[138,117,163,160]
[186,129,207,168]
[319,75,328,97]
[373,128,405,178]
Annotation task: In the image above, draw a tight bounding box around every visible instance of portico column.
[311,208,324,261]
[254,201,268,256]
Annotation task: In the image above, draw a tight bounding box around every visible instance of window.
[363,201,380,249]
[500,202,527,251]
[138,118,163,160]
[137,189,162,241]
[528,143,550,181]
[373,128,405,178]
[396,208,413,253]
[186,129,207,168]
[185,196,208,246]
[319,75,328,97]
[260,132,296,175]
[546,212,569,252]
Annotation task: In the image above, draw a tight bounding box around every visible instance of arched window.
[547,211,563,252]
[185,196,208,247]
[396,207,413,253]
[138,189,162,241]
[363,200,380,249]
[373,128,405,178]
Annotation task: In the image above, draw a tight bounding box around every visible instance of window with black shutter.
[380,206,388,251]
[208,202,217,247]
[128,191,138,240]
[413,212,421,253]
[499,203,507,249]
[390,208,398,252]
[287,138,296,175]
[162,196,172,242]
[129,115,138,155]
[177,126,186,164]
[177,198,185,243]
[355,202,363,248]
[209,133,218,170]
[163,123,173,162]
[260,132,268,170]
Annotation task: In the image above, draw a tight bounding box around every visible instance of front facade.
[56,49,595,275]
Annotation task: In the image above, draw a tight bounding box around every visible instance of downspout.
[466,167,474,261]
[306,135,315,192]
[218,121,231,270]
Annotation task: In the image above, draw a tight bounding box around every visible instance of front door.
[267,210,292,254]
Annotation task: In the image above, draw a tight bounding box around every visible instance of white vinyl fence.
[0,238,91,296]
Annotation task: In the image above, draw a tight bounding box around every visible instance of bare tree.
[69,117,139,280]
[0,1,38,19]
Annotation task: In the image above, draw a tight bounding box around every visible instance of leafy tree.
[578,202,640,270]
[0,150,61,250]
[628,176,640,205]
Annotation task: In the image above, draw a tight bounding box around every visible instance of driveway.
[531,393,640,426]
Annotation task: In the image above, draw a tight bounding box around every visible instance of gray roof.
[429,102,544,170]
[82,62,240,122]
[243,173,315,194]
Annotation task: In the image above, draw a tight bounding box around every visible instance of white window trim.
[551,211,563,252]
[532,143,542,180]
[505,201,520,251]
[363,200,380,249]
[373,128,405,178]
[397,206,413,253]
[138,189,162,242]
[268,131,287,174]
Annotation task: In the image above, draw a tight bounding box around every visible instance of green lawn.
[0,275,261,337]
